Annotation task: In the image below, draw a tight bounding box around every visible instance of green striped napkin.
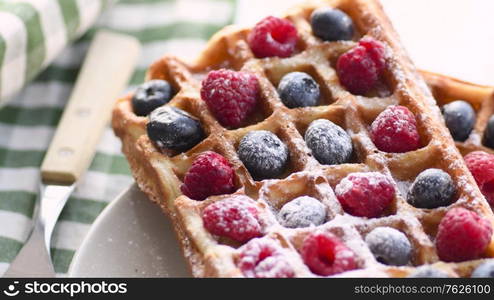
[0,0,114,104]
[0,0,236,276]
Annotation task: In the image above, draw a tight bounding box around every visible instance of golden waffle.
[422,71,494,156]
[112,0,494,277]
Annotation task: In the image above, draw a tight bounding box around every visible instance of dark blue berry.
[278,196,326,228]
[365,227,412,266]
[483,115,494,149]
[147,106,204,152]
[238,130,289,180]
[305,119,353,165]
[277,72,320,108]
[441,100,475,141]
[310,7,354,42]
[132,80,175,116]
[407,168,455,209]
[471,260,494,278]
[407,266,451,278]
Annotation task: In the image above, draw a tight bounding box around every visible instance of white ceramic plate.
[68,184,190,277]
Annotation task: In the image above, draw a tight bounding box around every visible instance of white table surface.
[236,0,494,86]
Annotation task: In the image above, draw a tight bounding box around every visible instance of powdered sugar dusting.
[396,180,412,198]
[335,176,354,195]
[370,105,420,152]
[202,196,262,242]
[278,196,327,228]
[365,227,412,266]
[335,172,392,196]
[237,238,295,278]
[371,105,416,135]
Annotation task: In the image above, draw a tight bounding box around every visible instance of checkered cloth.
[0,0,114,103]
[0,0,235,276]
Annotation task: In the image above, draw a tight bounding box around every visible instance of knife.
[3,31,140,277]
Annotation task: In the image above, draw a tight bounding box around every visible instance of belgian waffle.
[112,0,494,277]
[422,71,494,156]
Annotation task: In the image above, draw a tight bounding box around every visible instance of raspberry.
[201,69,259,128]
[335,172,395,218]
[248,16,298,58]
[359,37,386,72]
[464,151,494,206]
[436,207,493,262]
[181,151,235,200]
[301,231,358,276]
[336,37,386,95]
[370,105,421,153]
[202,195,262,243]
[237,238,295,278]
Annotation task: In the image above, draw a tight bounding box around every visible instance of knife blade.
[3,30,140,277]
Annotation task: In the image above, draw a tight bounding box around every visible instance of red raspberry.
[370,105,421,153]
[301,231,358,276]
[336,37,386,95]
[464,151,494,206]
[335,172,395,218]
[201,69,259,128]
[181,151,235,200]
[237,238,295,278]
[202,195,261,243]
[436,207,493,262]
[248,16,298,58]
[359,37,386,72]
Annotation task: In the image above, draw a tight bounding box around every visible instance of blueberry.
[407,266,451,278]
[278,196,326,228]
[277,72,320,108]
[147,106,204,152]
[238,130,289,180]
[132,80,175,116]
[365,227,412,266]
[441,100,475,142]
[310,7,354,42]
[407,169,455,209]
[483,115,494,149]
[471,260,494,278]
[305,119,353,165]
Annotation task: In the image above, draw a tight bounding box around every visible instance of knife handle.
[41,31,140,184]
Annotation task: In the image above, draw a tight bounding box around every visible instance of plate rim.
[67,183,135,277]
